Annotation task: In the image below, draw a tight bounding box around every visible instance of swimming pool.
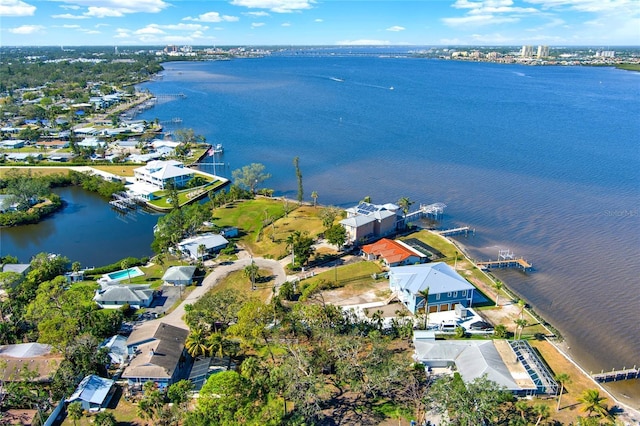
[105,266,145,282]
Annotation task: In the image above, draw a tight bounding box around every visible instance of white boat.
[212,143,223,154]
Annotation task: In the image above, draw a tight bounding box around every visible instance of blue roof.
[66,375,114,405]
[389,262,474,295]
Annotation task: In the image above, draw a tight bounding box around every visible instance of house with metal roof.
[413,333,558,396]
[362,238,427,266]
[162,266,196,286]
[99,335,128,365]
[66,375,115,411]
[93,284,154,309]
[389,262,474,314]
[123,322,189,389]
[133,160,194,190]
[178,233,229,260]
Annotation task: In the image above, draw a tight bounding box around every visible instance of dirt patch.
[321,280,390,306]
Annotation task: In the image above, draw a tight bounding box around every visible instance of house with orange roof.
[362,238,427,267]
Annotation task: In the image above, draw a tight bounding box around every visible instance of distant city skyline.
[1,0,639,47]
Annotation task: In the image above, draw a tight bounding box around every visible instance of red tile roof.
[362,238,421,265]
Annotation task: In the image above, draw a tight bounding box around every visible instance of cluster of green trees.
[0,252,122,406]
[0,47,162,94]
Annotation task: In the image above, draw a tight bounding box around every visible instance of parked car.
[469,321,494,331]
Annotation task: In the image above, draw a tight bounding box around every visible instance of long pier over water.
[592,367,639,383]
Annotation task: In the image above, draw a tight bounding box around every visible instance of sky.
[1,0,639,47]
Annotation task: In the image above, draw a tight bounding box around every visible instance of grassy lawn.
[0,166,72,177]
[212,198,326,258]
[207,267,275,302]
[92,164,138,177]
[301,261,383,290]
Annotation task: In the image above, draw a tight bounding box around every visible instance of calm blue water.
[138,55,640,404]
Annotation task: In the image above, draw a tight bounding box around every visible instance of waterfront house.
[389,262,474,314]
[93,284,154,309]
[362,238,427,267]
[340,202,401,245]
[65,375,115,412]
[177,233,229,260]
[162,266,196,286]
[413,332,557,396]
[133,160,194,190]
[123,322,189,389]
[1,264,32,276]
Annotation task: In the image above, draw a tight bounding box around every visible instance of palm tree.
[578,389,609,418]
[94,411,117,426]
[397,196,415,226]
[121,258,131,283]
[494,280,503,307]
[418,287,430,329]
[311,191,318,207]
[514,318,528,340]
[517,298,526,319]
[206,332,225,358]
[67,401,83,426]
[185,328,210,358]
[244,260,259,290]
[197,243,207,261]
[514,400,529,421]
[532,403,550,425]
[555,372,571,411]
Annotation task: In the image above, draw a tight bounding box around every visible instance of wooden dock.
[436,226,475,237]
[476,249,532,271]
[592,366,639,383]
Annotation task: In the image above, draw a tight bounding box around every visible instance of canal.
[0,186,159,267]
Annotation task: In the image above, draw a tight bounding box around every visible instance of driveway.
[145,251,287,330]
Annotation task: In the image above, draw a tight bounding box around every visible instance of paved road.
[151,252,287,330]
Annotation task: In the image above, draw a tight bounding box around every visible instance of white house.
[133,160,194,190]
[178,233,229,260]
[66,375,115,411]
[340,202,401,245]
[93,284,154,309]
[162,266,196,286]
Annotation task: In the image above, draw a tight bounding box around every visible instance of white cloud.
[135,26,165,35]
[183,11,239,22]
[62,24,80,28]
[56,0,169,18]
[231,0,315,13]
[443,14,520,26]
[336,39,391,46]
[386,25,405,32]
[60,4,80,10]
[251,22,265,28]
[314,18,323,22]
[0,0,36,17]
[85,7,124,17]
[281,22,291,26]
[8,24,44,34]
[134,23,209,35]
[444,0,540,28]
[114,28,131,38]
[52,13,88,19]
[246,11,270,17]
[525,0,635,13]
[83,30,100,34]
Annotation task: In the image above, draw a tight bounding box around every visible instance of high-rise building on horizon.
[521,45,534,57]
[537,45,549,58]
